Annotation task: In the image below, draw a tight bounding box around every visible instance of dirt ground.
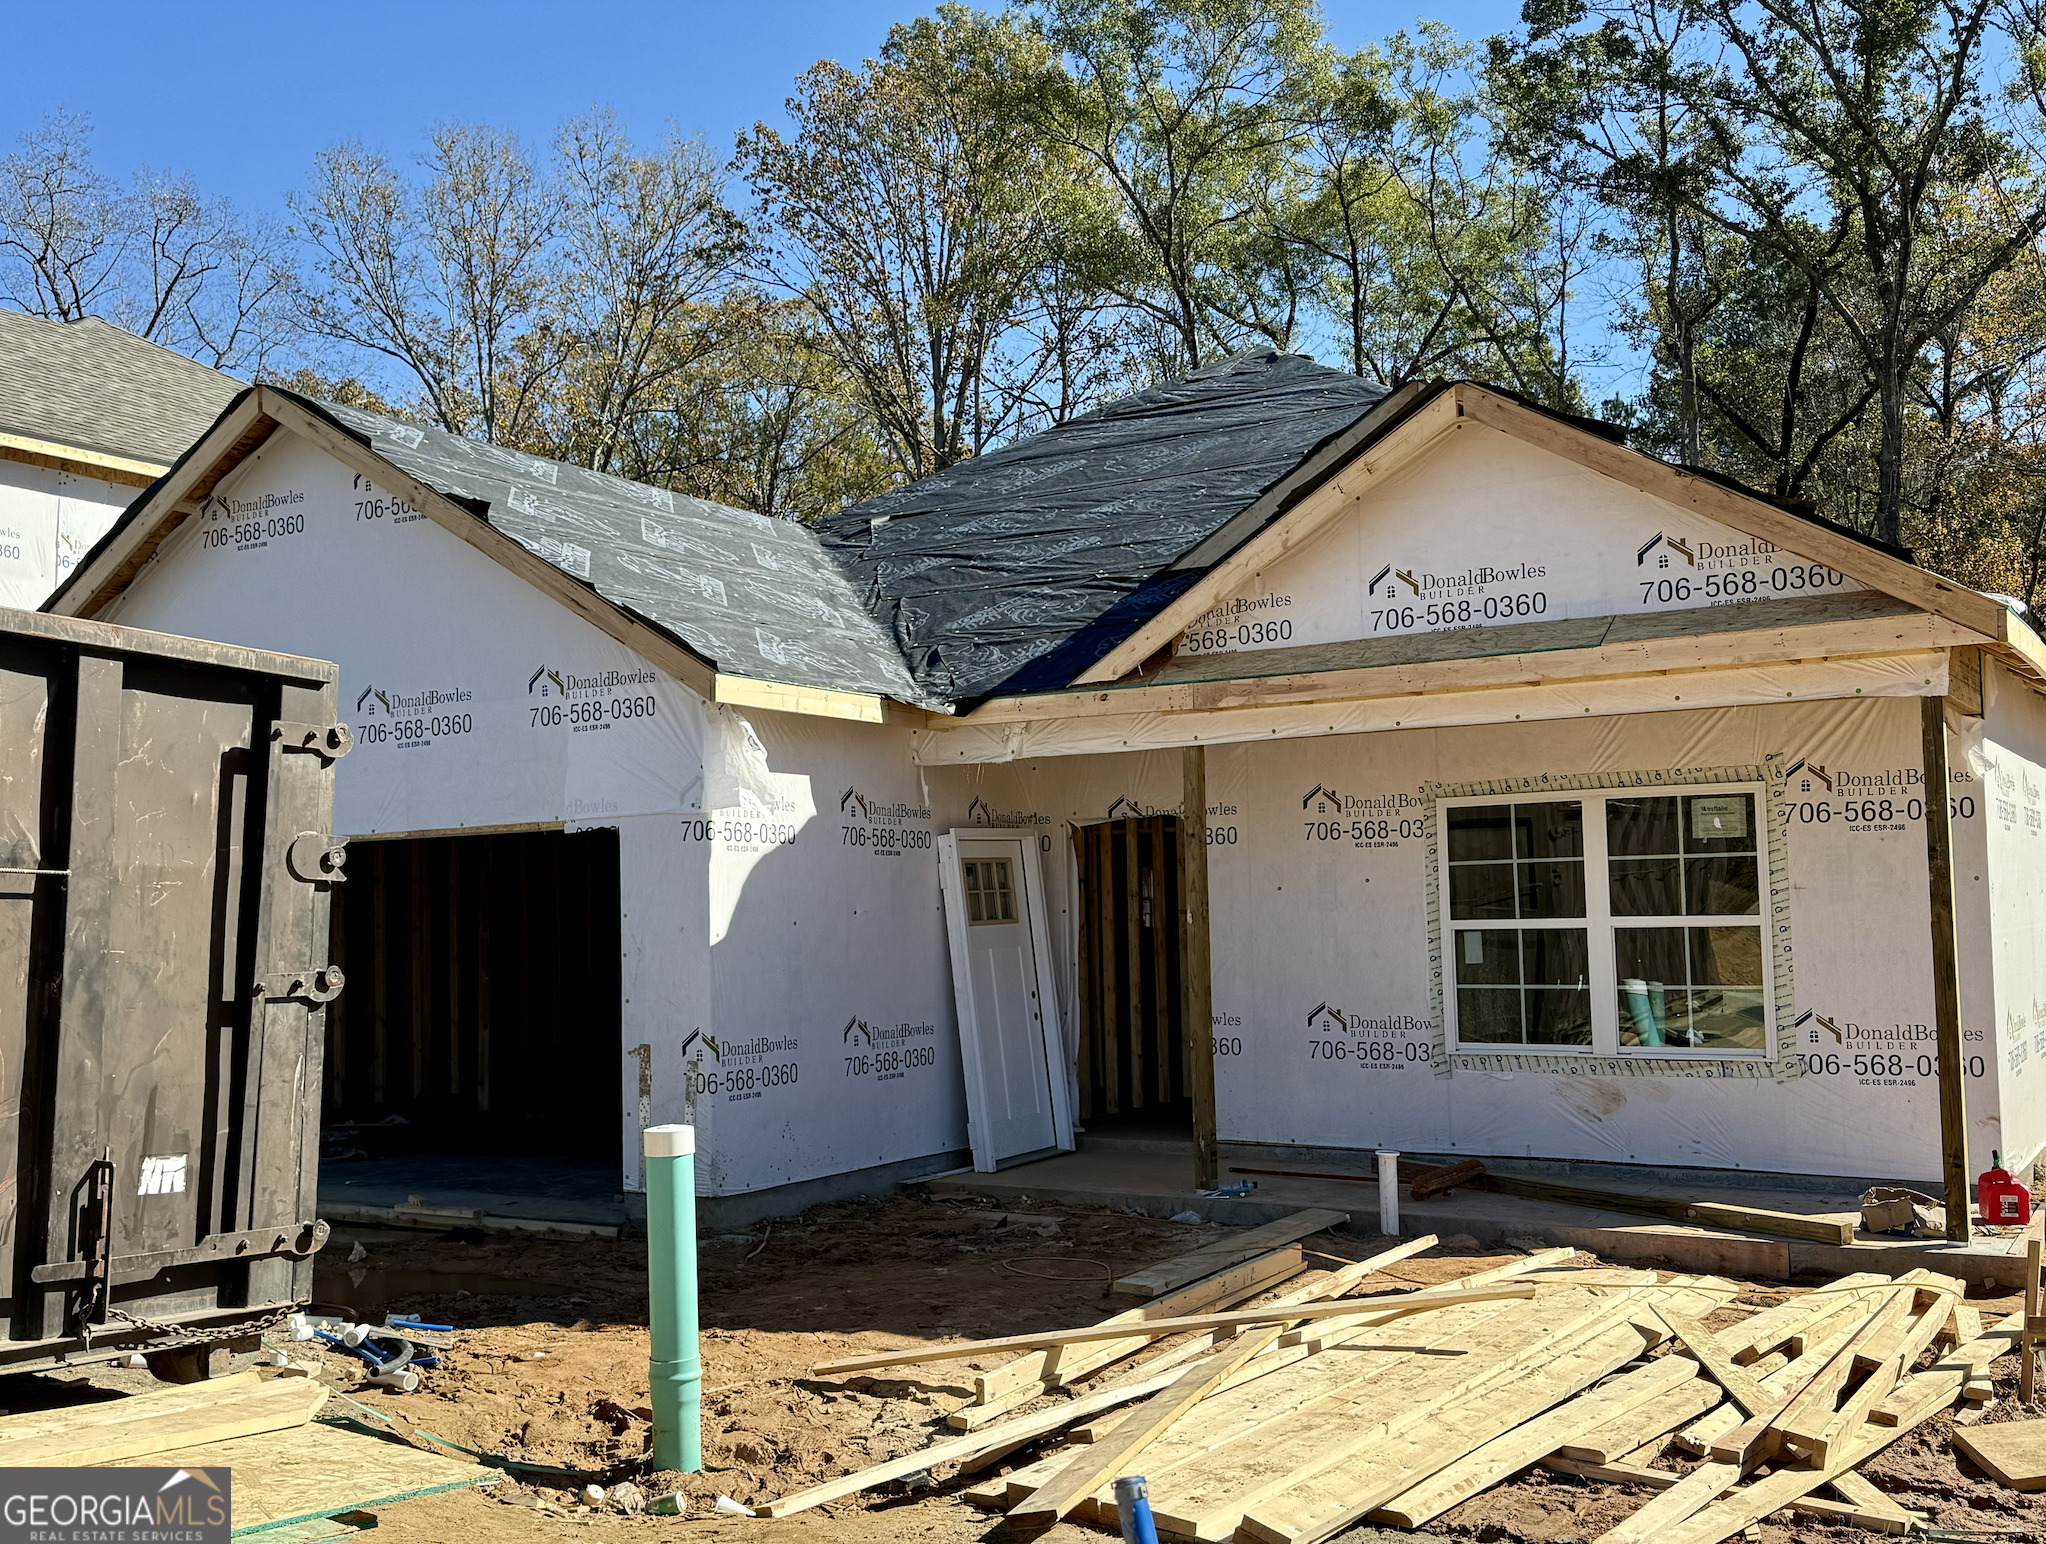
[62,1191,2046,1541]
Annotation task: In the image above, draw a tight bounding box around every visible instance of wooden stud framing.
[1922,692,1971,1242]
[1124,818,1145,1109]
[1073,826,1095,1116]
[1182,747,1217,1190]
[1098,824,1119,1115]
[2024,1236,2041,1406]
[1149,816,1173,1104]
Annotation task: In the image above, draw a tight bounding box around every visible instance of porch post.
[1921,692,1971,1243]
[1181,746,1218,1190]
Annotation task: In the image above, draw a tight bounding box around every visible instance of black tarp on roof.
[813,350,1390,705]
[302,395,936,707]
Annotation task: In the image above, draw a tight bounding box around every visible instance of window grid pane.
[1448,788,1768,1056]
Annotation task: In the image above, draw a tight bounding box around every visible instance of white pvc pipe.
[1376,1150,1401,1236]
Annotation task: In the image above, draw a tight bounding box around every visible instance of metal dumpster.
[0,604,346,1374]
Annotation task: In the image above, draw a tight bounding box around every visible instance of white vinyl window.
[1442,785,1770,1058]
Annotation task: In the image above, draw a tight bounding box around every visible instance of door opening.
[320,827,624,1217]
[1075,816,1190,1132]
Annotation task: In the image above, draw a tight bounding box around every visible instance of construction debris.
[1952,1417,2046,1491]
[775,1219,2008,1544]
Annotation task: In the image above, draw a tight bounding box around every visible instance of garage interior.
[320,825,627,1223]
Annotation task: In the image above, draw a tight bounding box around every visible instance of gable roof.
[814,350,1393,704]
[309,397,931,707]
[45,361,2046,718]
[0,309,241,470]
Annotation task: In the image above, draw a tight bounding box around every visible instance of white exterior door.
[939,832,1072,1170]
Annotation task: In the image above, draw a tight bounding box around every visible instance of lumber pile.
[778,1241,2003,1543]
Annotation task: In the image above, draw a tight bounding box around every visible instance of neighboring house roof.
[0,309,241,469]
[814,350,1393,704]
[311,398,932,706]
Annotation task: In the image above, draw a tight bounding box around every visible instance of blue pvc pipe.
[644,1123,702,1473]
[1114,1476,1161,1544]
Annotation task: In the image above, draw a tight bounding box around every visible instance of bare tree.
[546,111,748,475]
[293,125,555,441]
[0,111,291,375]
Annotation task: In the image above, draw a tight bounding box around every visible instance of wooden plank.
[446,840,461,1097]
[107,1416,493,1534]
[1651,1315,2026,1544]
[371,841,388,1106]
[1,1376,326,1466]
[1924,692,1973,1241]
[1657,1307,1776,1414]
[1371,1278,1871,1528]
[1239,1283,1716,1543]
[1684,1201,1853,1247]
[1828,1470,1917,1526]
[1181,746,1216,1189]
[809,1283,1534,1375]
[2026,1236,2041,1404]
[1709,1288,1901,1461]
[959,1244,1308,1420]
[1409,1158,1484,1200]
[409,844,428,1098]
[1008,1314,1297,1527]
[1154,1279,1643,1540]
[1123,817,1144,1109]
[1536,1456,1915,1533]
[1796,1296,1948,1465]
[1954,1416,2046,1489]
[1768,1288,1916,1456]
[1111,1208,1351,1300]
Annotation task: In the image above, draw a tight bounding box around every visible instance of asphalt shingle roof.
[0,309,241,466]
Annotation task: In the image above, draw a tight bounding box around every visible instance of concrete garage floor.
[929,1135,2043,1287]
[319,1151,636,1232]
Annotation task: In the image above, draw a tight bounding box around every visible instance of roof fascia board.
[260,391,720,703]
[714,673,885,723]
[0,428,164,484]
[960,605,1986,727]
[1456,386,2017,646]
[53,389,273,619]
[1073,384,1466,685]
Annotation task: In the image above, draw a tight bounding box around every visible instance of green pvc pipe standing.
[644,1123,702,1472]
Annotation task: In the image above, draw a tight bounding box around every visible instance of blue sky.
[3,1,1530,214]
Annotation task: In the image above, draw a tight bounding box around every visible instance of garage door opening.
[320,826,625,1223]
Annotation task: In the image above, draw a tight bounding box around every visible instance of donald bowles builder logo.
[352,680,475,751]
[841,786,932,857]
[1306,1001,1432,1071]
[1,1467,230,1542]
[1366,560,1547,599]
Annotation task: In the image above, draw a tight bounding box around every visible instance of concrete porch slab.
[926,1145,2041,1287]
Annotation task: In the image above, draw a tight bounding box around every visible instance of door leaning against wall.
[937,831,1073,1171]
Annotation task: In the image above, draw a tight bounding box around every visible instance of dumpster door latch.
[274,721,352,760]
[287,831,348,884]
[253,966,345,1004]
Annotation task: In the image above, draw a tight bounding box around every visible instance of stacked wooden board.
[773,1214,2010,1543]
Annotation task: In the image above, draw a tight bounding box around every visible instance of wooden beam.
[1098,823,1120,1115]
[808,1284,1537,1375]
[1112,1208,1351,1300]
[1149,816,1172,1104]
[1073,825,1096,1120]
[0,428,166,483]
[713,672,884,723]
[955,602,1977,729]
[1923,693,1972,1243]
[1181,746,1217,1191]
[2025,1236,2041,1406]
[1074,388,1464,685]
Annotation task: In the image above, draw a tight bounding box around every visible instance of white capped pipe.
[1376,1150,1401,1236]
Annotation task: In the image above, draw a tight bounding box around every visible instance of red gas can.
[1977,1151,2032,1226]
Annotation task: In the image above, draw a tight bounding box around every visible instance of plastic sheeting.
[102,430,707,836]
[1982,663,2046,1166]
[816,351,1389,704]
[303,394,932,706]
[926,695,2005,1184]
[0,459,131,609]
[1175,423,1866,662]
